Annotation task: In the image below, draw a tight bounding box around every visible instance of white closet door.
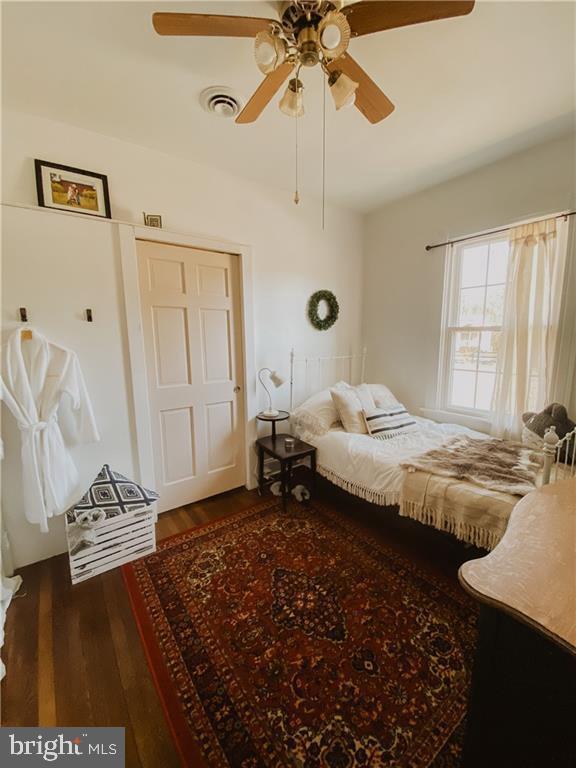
[137,239,245,512]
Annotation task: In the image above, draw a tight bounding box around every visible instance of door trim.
[119,224,257,499]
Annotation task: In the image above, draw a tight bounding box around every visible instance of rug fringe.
[318,465,400,507]
[399,500,499,550]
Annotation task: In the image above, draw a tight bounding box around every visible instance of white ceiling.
[2,1,575,211]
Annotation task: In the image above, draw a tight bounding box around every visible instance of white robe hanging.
[1,328,100,532]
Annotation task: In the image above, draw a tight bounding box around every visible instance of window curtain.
[491,217,569,439]
[549,218,576,415]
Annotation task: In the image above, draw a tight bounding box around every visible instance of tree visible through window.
[440,234,510,414]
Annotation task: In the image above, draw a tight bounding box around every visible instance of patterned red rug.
[123,499,477,767]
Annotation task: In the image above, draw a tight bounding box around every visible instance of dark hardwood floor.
[1,481,481,767]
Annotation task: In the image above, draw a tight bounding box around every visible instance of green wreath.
[308,290,339,331]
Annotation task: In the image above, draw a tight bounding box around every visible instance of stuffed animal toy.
[291,484,310,502]
[522,403,575,462]
[522,403,575,439]
[270,481,311,503]
[270,481,283,497]
[67,509,107,555]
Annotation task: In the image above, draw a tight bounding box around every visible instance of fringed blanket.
[399,472,516,550]
[398,436,542,549]
[400,435,542,497]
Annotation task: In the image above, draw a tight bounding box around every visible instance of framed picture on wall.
[34,159,112,219]
[143,213,163,228]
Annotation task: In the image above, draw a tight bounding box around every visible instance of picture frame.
[143,213,163,228]
[34,159,111,219]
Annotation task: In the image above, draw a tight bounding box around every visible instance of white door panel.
[160,407,196,483]
[201,308,232,382]
[198,264,228,296]
[147,257,186,294]
[137,240,245,512]
[206,401,236,472]
[152,306,191,386]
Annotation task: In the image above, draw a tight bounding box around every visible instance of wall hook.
[86,308,93,322]
[19,307,28,323]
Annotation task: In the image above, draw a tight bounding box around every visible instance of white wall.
[1,208,139,566]
[363,133,576,422]
[1,109,364,568]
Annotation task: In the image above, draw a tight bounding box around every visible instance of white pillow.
[291,382,348,440]
[330,384,376,433]
[368,383,399,408]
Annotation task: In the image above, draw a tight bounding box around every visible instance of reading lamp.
[258,368,286,417]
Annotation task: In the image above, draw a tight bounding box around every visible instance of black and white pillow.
[66,464,159,524]
[362,405,418,440]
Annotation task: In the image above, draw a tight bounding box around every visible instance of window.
[439,234,510,415]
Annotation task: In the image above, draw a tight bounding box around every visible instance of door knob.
[234,385,241,393]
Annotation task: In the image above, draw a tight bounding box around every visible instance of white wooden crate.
[66,504,157,584]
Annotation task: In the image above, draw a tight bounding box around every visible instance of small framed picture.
[143,213,163,228]
[35,160,111,219]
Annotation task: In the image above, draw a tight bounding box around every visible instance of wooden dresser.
[459,477,576,768]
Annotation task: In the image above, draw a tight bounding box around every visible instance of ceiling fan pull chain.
[322,71,326,230]
[294,91,300,205]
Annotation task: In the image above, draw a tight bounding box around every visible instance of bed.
[302,416,479,507]
[293,416,518,549]
[288,349,574,550]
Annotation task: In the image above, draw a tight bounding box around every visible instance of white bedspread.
[299,416,480,506]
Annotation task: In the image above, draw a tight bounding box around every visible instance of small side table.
[257,433,317,509]
[257,410,290,438]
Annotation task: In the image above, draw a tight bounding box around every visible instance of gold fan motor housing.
[298,26,320,67]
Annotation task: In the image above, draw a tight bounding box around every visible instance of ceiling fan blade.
[152,13,273,38]
[327,53,394,124]
[343,1,475,37]
[236,61,295,124]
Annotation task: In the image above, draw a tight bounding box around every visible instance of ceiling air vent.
[200,87,245,119]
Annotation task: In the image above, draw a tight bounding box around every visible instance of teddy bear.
[522,403,575,463]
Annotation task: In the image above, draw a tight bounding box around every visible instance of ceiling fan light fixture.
[254,29,287,74]
[318,11,351,59]
[328,69,358,110]
[279,77,304,118]
[339,91,356,110]
[321,24,341,50]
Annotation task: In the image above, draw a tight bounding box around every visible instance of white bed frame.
[542,426,576,485]
[288,348,575,489]
[289,347,367,411]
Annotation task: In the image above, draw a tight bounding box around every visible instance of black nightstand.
[256,433,317,509]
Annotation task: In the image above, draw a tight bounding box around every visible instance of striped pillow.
[362,405,418,440]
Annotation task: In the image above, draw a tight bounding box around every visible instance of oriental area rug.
[123,499,477,768]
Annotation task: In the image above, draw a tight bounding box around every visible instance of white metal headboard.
[289,347,367,410]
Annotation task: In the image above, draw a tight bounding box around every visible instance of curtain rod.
[425,210,576,252]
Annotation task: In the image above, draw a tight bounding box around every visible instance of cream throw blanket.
[399,472,517,550]
[399,436,543,550]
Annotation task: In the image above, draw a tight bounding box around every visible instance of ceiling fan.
[152,1,475,125]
